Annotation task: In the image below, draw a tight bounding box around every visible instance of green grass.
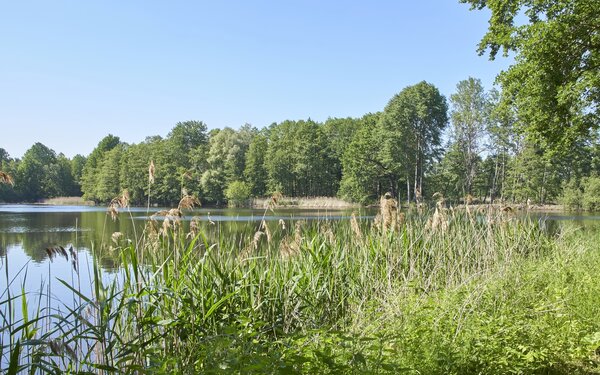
[2,209,599,374]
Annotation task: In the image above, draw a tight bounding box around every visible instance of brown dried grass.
[280,221,304,259]
[380,192,399,231]
[0,171,14,186]
[148,160,155,184]
[107,190,130,221]
[350,212,362,241]
[261,219,272,243]
[178,194,200,210]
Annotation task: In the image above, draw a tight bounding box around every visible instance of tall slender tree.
[378,81,448,203]
[449,77,489,197]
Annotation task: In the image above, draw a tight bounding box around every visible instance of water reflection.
[0,205,372,267]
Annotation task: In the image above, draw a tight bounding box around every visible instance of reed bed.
[1,203,599,374]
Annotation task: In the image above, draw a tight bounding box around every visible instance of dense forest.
[1,77,599,208]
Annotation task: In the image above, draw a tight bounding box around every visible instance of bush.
[562,176,600,211]
[225,180,251,207]
[561,179,583,210]
[582,176,600,211]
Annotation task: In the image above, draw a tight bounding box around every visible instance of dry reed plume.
[240,229,263,261]
[268,191,284,210]
[0,171,14,186]
[45,245,78,271]
[45,245,68,261]
[261,219,272,243]
[178,194,200,210]
[107,190,130,221]
[426,193,449,232]
[280,220,304,259]
[49,339,78,361]
[378,192,399,231]
[111,232,124,244]
[319,221,336,245]
[148,160,155,184]
[187,216,202,239]
[350,212,362,240]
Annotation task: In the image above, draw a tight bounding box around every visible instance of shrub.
[582,176,600,211]
[225,180,251,207]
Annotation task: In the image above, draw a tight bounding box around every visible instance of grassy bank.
[2,207,599,374]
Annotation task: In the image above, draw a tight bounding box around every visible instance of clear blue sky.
[0,1,511,159]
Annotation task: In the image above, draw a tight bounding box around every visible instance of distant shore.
[251,196,359,209]
[38,196,96,206]
[2,196,567,213]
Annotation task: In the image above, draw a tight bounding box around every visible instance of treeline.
[2,78,599,208]
[0,144,85,202]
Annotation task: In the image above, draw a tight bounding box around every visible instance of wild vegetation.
[2,198,600,373]
[1,0,599,372]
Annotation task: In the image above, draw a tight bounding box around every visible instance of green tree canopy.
[244,133,269,197]
[450,77,490,196]
[461,0,600,149]
[378,81,448,202]
[16,143,63,200]
[81,135,121,202]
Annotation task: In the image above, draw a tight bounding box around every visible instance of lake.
[1,204,600,369]
[0,204,371,306]
[2,204,598,296]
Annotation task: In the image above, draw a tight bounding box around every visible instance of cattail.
[0,171,14,186]
[148,160,155,184]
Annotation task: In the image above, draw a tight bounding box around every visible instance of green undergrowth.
[2,211,600,374]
